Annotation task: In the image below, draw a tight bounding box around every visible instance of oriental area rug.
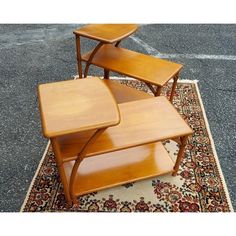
[21,78,233,212]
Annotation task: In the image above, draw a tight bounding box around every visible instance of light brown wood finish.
[73,24,138,43]
[56,96,193,160]
[103,79,152,103]
[103,39,122,80]
[81,44,182,100]
[63,142,174,196]
[38,77,120,138]
[69,127,107,203]
[74,24,138,79]
[82,44,183,87]
[38,78,193,204]
[74,24,182,102]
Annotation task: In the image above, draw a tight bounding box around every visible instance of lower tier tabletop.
[63,142,174,196]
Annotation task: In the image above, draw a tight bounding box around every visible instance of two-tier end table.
[74,24,183,102]
[38,77,193,205]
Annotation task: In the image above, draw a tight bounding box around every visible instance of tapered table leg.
[51,138,72,205]
[104,69,110,79]
[170,73,179,102]
[75,36,83,78]
[172,135,188,176]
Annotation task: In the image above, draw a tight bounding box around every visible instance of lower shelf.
[63,142,174,196]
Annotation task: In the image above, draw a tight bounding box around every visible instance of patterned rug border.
[20,78,234,212]
[193,82,233,212]
[20,141,51,212]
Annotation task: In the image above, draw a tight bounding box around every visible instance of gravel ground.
[0,24,235,211]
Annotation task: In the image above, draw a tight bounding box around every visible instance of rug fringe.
[20,141,51,212]
[193,81,234,212]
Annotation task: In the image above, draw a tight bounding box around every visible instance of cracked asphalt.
[0,24,235,211]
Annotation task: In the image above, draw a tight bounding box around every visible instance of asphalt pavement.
[0,24,235,211]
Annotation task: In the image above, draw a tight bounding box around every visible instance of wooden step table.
[73,24,138,78]
[38,77,193,205]
[74,24,183,102]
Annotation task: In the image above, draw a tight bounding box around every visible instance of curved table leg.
[84,42,104,78]
[69,128,106,204]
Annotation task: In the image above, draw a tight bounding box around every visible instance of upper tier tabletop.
[73,24,138,43]
[38,78,120,138]
[57,96,193,160]
[82,45,183,86]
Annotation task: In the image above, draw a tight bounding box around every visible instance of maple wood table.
[38,77,193,205]
[74,24,183,102]
[73,24,138,78]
